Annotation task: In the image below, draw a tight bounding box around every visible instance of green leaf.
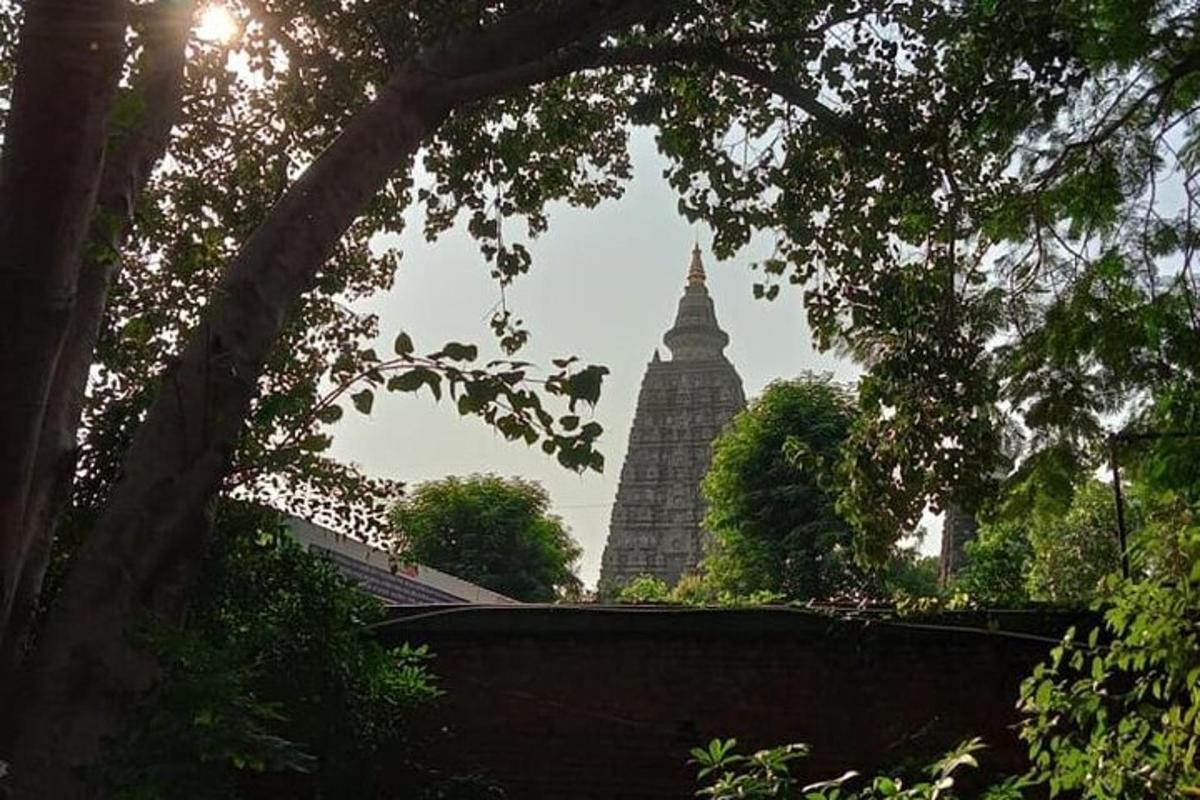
[425,373,442,401]
[315,404,343,424]
[439,342,478,362]
[388,369,430,393]
[1035,680,1053,708]
[298,434,331,453]
[351,389,374,415]
[393,332,414,356]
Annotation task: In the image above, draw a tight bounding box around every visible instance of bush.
[615,574,673,603]
[103,502,442,799]
[614,572,784,606]
[690,737,1001,799]
[1018,531,1200,798]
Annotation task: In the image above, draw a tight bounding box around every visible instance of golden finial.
[687,243,706,286]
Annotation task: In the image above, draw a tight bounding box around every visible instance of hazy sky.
[328,129,924,588]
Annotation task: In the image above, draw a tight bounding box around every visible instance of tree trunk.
[6,2,666,794]
[0,0,193,682]
[0,0,127,645]
[5,67,451,799]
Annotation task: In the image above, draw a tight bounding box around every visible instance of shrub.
[103,502,441,799]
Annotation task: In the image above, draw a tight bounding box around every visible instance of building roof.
[285,516,517,605]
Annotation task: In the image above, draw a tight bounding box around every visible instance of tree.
[0,0,1150,792]
[881,550,941,601]
[700,376,862,601]
[959,477,1175,607]
[824,1,1200,563]
[391,474,581,602]
[1024,481,1124,605]
[953,521,1034,608]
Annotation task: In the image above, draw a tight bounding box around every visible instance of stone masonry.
[598,246,745,590]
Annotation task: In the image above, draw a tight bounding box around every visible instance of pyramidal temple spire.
[663,244,729,361]
[599,242,745,592]
[687,242,706,286]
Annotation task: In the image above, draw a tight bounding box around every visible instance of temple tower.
[599,245,746,591]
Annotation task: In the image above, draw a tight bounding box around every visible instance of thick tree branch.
[593,42,865,145]
[417,0,676,82]
[438,27,864,148]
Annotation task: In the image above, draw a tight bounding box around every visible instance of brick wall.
[378,606,1085,799]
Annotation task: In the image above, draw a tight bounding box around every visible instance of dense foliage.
[950,521,1034,609]
[75,1,618,542]
[1013,410,1200,797]
[710,0,1200,564]
[691,737,995,800]
[956,481,1123,606]
[1019,562,1200,799]
[699,376,861,601]
[391,474,582,602]
[615,556,938,607]
[614,573,784,606]
[101,502,443,799]
[695,376,940,604]
[7,0,1200,790]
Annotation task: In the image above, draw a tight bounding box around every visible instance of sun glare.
[195,4,238,44]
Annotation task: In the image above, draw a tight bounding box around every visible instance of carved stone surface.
[599,247,745,590]
[938,504,980,585]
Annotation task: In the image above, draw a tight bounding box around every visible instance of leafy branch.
[228,332,609,489]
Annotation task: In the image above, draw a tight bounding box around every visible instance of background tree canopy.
[391,474,582,602]
[700,376,860,601]
[698,375,939,603]
[956,481,1122,607]
[821,0,1200,562]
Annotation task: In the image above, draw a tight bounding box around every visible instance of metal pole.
[1108,435,1131,579]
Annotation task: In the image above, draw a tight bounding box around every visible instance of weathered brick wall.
[378,606,1085,799]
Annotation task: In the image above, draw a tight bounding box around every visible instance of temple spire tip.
[687,243,706,286]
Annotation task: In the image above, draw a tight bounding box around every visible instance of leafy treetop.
[701,375,865,601]
[390,473,582,602]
